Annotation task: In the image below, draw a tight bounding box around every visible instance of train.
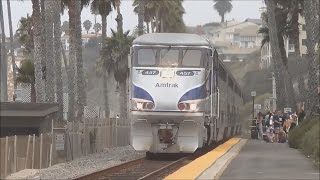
[128,33,243,157]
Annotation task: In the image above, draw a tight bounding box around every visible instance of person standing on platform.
[273,111,281,143]
[257,112,264,140]
[290,111,298,131]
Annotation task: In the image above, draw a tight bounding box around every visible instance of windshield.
[182,50,202,67]
[159,49,179,67]
[134,47,205,67]
[137,49,157,66]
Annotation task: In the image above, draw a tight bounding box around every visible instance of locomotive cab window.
[137,48,157,66]
[181,49,202,67]
[160,49,179,67]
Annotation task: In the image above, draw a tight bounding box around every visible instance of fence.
[66,118,130,160]
[0,134,52,178]
[0,118,130,179]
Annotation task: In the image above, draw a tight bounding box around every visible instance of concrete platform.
[219,139,320,180]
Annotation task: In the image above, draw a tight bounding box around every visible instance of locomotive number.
[142,70,159,75]
[176,70,194,76]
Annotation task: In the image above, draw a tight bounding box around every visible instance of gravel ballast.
[7,146,144,180]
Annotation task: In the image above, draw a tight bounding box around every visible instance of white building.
[61,33,101,51]
[260,15,308,69]
[202,19,263,61]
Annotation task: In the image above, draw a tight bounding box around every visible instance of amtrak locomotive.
[128,33,243,157]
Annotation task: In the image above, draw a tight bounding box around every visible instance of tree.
[265,0,288,110]
[131,25,147,38]
[93,22,102,34]
[15,16,34,54]
[132,0,186,33]
[258,26,269,48]
[31,0,45,102]
[45,0,55,102]
[7,0,17,91]
[213,0,233,23]
[102,29,134,123]
[83,19,92,34]
[303,0,319,116]
[53,0,64,122]
[259,3,297,110]
[61,21,69,35]
[16,59,36,103]
[76,0,86,120]
[137,0,144,36]
[91,0,116,118]
[62,0,90,121]
[0,0,8,101]
[68,0,78,121]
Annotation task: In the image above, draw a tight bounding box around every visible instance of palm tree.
[259,4,297,110]
[68,0,78,121]
[91,0,116,118]
[7,0,17,91]
[303,0,319,116]
[62,0,90,121]
[133,0,186,33]
[0,0,8,101]
[115,0,123,33]
[76,0,87,120]
[137,0,144,36]
[16,59,36,103]
[265,0,288,110]
[45,0,55,102]
[83,19,92,34]
[31,0,45,102]
[213,0,233,23]
[133,0,155,33]
[0,1,8,101]
[61,21,69,35]
[15,16,34,55]
[161,0,186,33]
[103,30,134,123]
[93,22,102,34]
[258,26,269,48]
[53,0,64,122]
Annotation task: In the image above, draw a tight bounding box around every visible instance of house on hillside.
[61,33,101,51]
[260,14,308,69]
[201,19,263,62]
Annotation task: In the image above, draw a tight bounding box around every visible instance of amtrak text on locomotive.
[155,83,178,88]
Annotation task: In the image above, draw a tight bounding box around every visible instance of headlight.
[178,102,199,111]
[189,103,197,111]
[136,102,143,110]
[132,99,155,111]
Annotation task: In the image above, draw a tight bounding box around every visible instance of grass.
[288,116,320,167]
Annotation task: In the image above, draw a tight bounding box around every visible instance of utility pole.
[271,72,277,112]
[251,91,256,118]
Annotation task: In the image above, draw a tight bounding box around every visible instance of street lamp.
[251,91,256,119]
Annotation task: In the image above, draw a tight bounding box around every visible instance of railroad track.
[74,141,225,180]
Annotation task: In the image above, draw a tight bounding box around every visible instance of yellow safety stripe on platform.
[164,138,241,180]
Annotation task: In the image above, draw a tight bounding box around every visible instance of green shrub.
[288,118,316,149]
[302,121,320,166]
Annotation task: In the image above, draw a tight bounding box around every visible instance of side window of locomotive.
[160,49,179,67]
[181,50,202,67]
[137,49,157,66]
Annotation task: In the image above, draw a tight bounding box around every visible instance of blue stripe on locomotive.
[178,83,207,102]
[133,85,154,103]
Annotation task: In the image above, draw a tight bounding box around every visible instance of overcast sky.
[1,0,265,36]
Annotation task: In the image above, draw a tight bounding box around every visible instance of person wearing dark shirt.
[273,111,281,143]
[298,110,305,123]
